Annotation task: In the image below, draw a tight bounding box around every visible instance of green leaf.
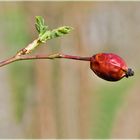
[35,16,73,43]
[39,30,51,43]
[35,16,49,34]
[50,26,73,39]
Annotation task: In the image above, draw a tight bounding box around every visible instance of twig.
[0,16,74,68]
[0,56,18,67]
[0,53,91,68]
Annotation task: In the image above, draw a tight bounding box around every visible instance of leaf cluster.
[35,16,73,43]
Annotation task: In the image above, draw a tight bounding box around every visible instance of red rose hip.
[57,52,134,82]
[90,53,134,81]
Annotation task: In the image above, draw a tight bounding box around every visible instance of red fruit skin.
[90,53,129,81]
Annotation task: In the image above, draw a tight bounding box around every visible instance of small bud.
[90,53,134,81]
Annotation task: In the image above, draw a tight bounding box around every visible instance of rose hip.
[59,53,134,82]
[90,53,134,81]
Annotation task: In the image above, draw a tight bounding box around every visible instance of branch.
[0,16,74,68]
[0,56,17,67]
[15,16,73,56]
[0,53,91,68]
[19,53,91,61]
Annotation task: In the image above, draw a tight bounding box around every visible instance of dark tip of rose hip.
[125,68,134,78]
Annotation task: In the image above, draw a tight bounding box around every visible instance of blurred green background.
[0,1,139,139]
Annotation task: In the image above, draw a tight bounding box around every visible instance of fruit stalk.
[57,54,91,61]
[0,53,91,68]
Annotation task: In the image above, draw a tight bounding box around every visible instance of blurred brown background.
[0,1,139,139]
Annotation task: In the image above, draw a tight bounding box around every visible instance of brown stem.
[0,53,91,68]
[0,56,19,67]
[19,53,91,61]
[59,54,91,61]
